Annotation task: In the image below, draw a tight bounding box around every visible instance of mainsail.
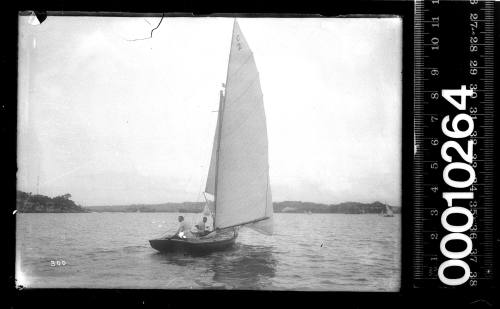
[385,204,394,216]
[247,175,273,235]
[205,20,273,234]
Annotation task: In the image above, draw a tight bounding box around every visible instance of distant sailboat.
[150,20,273,253]
[382,204,394,217]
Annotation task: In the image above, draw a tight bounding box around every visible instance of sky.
[17,16,402,206]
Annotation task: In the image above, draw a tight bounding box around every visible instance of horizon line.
[84,200,401,207]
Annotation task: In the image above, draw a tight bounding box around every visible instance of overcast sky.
[18,17,402,206]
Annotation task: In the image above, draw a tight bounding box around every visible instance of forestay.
[204,107,219,196]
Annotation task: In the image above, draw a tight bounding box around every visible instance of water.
[16,213,400,291]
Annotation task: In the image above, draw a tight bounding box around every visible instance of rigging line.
[197,116,210,202]
[264,176,269,218]
[126,13,165,42]
[198,100,219,200]
[196,172,204,202]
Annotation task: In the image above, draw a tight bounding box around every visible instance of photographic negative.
[16,16,402,290]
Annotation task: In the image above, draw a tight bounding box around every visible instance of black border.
[4,1,497,308]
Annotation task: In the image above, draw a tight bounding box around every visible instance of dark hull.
[149,231,237,254]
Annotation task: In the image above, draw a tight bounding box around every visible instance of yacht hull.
[149,230,237,253]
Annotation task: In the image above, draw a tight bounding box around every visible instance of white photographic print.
[17,16,402,290]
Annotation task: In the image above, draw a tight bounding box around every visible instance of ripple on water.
[17,213,401,290]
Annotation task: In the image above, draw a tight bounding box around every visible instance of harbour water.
[16,213,400,290]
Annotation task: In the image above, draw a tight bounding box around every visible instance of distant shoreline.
[84,201,400,215]
[16,190,89,213]
[16,190,400,214]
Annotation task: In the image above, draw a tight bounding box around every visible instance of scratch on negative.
[165,277,177,287]
[126,13,165,42]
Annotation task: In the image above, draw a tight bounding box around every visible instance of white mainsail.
[247,175,273,235]
[385,204,394,216]
[205,20,273,234]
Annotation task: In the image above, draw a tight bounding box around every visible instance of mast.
[213,19,237,230]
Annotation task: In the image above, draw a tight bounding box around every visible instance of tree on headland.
[16,190,88,213]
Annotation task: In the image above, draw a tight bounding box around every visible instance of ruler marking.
[413,0,495,288]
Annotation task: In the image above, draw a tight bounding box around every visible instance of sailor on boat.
[174,216,193,239]
[193,217,210,237]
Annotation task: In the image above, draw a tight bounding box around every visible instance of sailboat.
[149,20,273,253]
[382,204,394,217]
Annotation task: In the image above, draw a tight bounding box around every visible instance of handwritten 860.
[50,260,67,266]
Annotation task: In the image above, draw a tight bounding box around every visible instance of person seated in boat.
[174,216,193,239]
[197,217,207,232]
[193,217,209,237]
